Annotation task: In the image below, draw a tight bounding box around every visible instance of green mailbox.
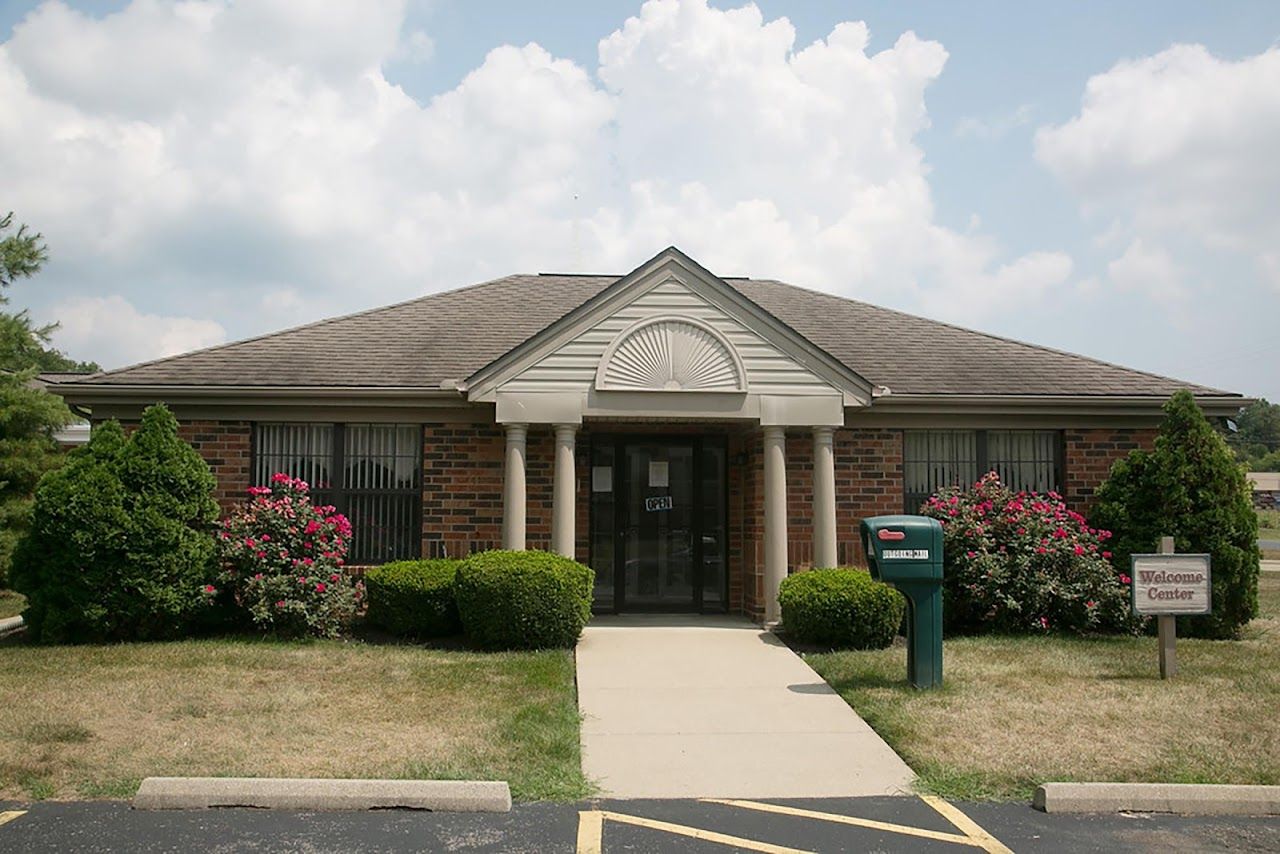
[860,515,944,690]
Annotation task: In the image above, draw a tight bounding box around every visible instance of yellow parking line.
[576,810,603,854]
[704,798,983,847]
[920,795,1015,854]
[0,810,27,828]
[581,809,814,854]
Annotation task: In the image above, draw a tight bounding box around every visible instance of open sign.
[644,495,673,512]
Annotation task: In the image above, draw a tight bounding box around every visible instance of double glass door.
[590,437,727,612]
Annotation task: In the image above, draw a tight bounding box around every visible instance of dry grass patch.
[0,638,587,802]
[805,574,1280,801]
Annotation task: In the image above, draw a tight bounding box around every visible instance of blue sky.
[2,0,1278,399]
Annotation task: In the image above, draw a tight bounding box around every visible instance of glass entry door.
[590,436,727,613]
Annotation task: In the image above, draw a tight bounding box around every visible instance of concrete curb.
[132,777,512,812]
[0,615,23,636]
[1035,782,1280,815]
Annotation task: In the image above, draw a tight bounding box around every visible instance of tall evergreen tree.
[0,369,70,586]
[0,211,98,373]
[0,212,86,586]
[1093,391,1260,639]
[0,211,46,292]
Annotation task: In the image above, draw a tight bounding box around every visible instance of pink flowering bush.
[919,472,1139,636]
[216,473,362,638]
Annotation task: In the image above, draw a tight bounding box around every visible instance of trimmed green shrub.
[778,568,905,649]
[1092,391,1260,639]
[920,472,1138,636]
[365,559,462,638]
[12,405,219,643]
[454,550,593,650]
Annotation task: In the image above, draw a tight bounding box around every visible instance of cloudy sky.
[2,0,1278,399]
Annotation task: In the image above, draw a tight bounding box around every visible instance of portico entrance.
[589,437,727,613]
[481,249,869,622]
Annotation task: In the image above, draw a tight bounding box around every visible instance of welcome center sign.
[1130,553,1212,615]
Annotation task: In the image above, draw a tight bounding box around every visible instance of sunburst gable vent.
[595,316,746,392]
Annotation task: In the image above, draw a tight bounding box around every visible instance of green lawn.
[0,638,589,801]
[0,590,25,619]
[804,574,1280,801]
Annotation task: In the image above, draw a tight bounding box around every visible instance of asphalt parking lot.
[4,795,1280,853]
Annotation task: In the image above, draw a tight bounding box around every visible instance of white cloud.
[1107,239,1187,302]
[52,295,227,367]
[2,0,1070,369]
[1037,43,1280,282]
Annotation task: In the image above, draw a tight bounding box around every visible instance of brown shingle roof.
[71,273,1232,397]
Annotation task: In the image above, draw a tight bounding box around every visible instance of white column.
[763,425,788,626]
[551,424,577,558]
[813,426,838,569]
[503,423,528,551]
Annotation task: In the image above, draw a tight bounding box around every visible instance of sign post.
[1131,536,1211,680]
[1156,537,1178,678]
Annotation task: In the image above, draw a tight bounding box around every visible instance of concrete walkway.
[576,615,916,799]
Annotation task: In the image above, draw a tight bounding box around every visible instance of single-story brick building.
[52,248,1243,623]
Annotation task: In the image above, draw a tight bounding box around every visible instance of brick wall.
[418,423,563,559]
[420,424,506,558]
[737,430,764,619]
[526,427,554,552]
[1063,427,1158,513]
[177,421,252,512]
[835,428,905,567]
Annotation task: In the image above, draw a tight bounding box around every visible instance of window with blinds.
[986,430,1060,496]
[903,429,1062,512]
[904,431,979,513]
[252,423,422,564]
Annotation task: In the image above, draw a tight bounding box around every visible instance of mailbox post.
[861,515,945,690]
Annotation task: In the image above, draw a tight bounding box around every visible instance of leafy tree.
[12,405,220,642]
[1092,391,1260,639]
[1250,450,1280,473]
[1236,399,1280,449]
[1230,399,1280,470]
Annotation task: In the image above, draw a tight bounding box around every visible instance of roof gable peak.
[464,247,874,404]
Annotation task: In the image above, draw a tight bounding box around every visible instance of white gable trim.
[464,247,873,407]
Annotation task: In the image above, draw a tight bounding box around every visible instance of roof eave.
[51,384,469,407]
[865,392,1248,418]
